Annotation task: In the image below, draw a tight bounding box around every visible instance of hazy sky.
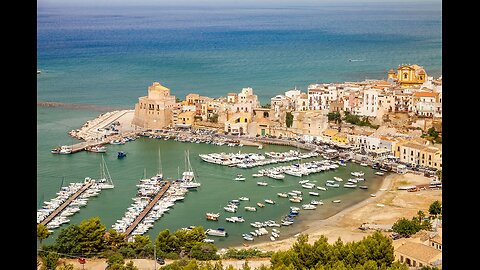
[38,0,441,7]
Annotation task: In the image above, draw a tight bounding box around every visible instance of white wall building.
[362,88,379,117]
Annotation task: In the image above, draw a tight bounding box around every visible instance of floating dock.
[40,181,94,226]
[123,181,172,238]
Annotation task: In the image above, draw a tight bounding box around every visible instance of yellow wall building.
[177,111,196,127]
[132,82,177,130]
[332,132,348,144]
[388,64,427,87]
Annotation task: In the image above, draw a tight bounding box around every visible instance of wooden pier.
[124,181,172,238]
[40,181,94,226]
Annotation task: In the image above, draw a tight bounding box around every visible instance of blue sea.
[37,1,442,246]
[37,1,441,105]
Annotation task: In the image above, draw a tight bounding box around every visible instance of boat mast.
[102,155,113,185]
[158,148,163,176]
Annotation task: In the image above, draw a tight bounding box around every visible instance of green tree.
[128,234,153,257]
[106,253,125,270]
[435,170,442,181]
[57,262,75,270]
[156,229,179,254]
[285,112,294,128]
[37,224,51,245]
[327,112,341,123]
[125,260,138,270]
[189,243,219,260]
[417,210,426,222]
[261,103,271,109]
[106,229,127,251]
[427,127,439,138]
[429,201,442,218]
[208,114,219,123]
[41,252,59,270]
[361,231,395,266]
[55,224,82,254]
[392,218,421,238]
[119,246,136,259]
[78,217,107,256]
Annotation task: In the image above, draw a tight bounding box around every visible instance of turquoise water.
[37,1,440,247]
[38,123,383,248]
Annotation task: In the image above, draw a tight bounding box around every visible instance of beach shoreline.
[235,172,441,251]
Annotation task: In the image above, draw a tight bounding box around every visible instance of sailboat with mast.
[179,149,201,189]
[97,155,114,189]
[156,148,164,180]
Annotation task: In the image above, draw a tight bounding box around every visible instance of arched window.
[404,73,408,79]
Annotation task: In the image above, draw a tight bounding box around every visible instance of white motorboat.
[224,206,237,213]
[277,192,288,198]
[317,186,327,191]
[239,197,250,201]
[264,199,275,204]
[333,177,343,182]
[205,228,228,237]
[234,174,246,181]
[351,171,364,177]
[245,206,257,212]
[302,204,316,210]
[332,199,341,203]
[302,183,315,189]
[308,191,319,196]
[257,182,268,186]
[326,182,340,188]
[252,173,263,177]
[310,200,323,205]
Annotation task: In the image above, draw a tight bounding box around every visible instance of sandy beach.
[240,172,442,251]
[55,172,441,270]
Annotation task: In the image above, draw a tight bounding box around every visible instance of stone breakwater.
[37,101,129,112]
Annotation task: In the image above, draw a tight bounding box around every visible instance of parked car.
[157,258,165,265]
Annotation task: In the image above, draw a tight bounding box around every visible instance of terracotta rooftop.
[413,92,438,98]
[395,242,441,263]
[430,234,442,245]
[323,129,338,137]
[423,147,441,154]
[402,142,427,151]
